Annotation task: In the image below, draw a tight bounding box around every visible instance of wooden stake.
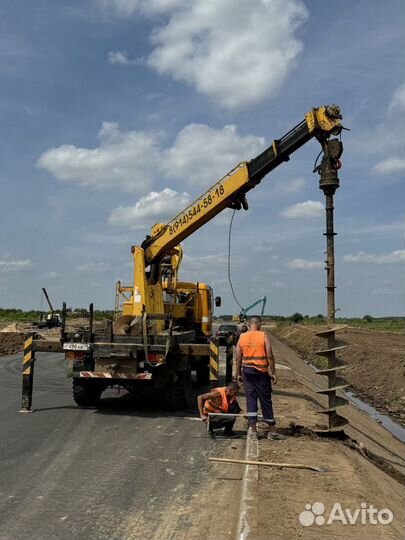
[208,457,328,472]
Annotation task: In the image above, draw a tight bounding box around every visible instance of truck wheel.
[196,362,210,385]
[165,368,192,410]
[72,379,103,407]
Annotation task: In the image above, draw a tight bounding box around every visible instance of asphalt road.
[0,352,244,540]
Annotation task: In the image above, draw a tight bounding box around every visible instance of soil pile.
[272,324,405,423]
[0,332,26,355]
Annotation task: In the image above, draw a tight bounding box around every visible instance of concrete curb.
[235,431,259,540]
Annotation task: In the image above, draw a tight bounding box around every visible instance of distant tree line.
[0,307,114,322]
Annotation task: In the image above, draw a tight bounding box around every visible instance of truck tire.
[196,362,210,385]
[72,379,103,407]
[165,368,192,410]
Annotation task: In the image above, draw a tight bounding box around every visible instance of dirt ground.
[0,318,106,357]
[0,325,27,355]
[256,366,404,540]
[272,324,405,424]
[0,323,54,356]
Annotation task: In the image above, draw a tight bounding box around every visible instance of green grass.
[299,316,404,333]
[1,308,403,333]
[260,314,404,334]
[0,308,114,324]
[0,309,42,323]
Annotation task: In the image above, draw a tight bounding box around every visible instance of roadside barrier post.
[209,338,219,388]
[225,336,234,383]
[20,334,35,413]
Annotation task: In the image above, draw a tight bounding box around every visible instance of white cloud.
[371,288,400,295]
[99,0,167,15]
[38,122,265,192]
[76,262,111,272]
[0,259,34,273]
[372,157,405,176]
[389,82,405,112]
[41,271,59,279]
[271,281,288,288]
[37,122,160,192]
[182,253,228,271]
[286,259,323,269]
[343,250,405,264]
[274,176,306,195]
[107,50,143,65]
[281,200,324,219]
[109,188,191,229]
[163,123,265,185]
[100,0,308,109]
[354,222,404,236]
[181,252,235,281]
[252,240,274,253]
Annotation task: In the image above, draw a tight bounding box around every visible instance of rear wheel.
[72,378,103,407]
[164,368,192,410]
[196,361,210,385]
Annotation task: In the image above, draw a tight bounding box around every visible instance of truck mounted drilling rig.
[21,105,344,412]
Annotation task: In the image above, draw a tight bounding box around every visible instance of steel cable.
[227,209,244,311]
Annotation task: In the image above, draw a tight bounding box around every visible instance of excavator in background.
[233,296,267,323]
[35,287,62,329]
[21,105,344,412]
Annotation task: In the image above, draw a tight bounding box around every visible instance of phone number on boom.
[168,185,225,235]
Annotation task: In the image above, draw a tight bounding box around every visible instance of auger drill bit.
[315,137,348,433]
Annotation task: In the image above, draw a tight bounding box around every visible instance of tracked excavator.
[232,296,267,323]
[20,105,344,412]
[35,287,62,329]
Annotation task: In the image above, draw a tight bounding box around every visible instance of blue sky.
[0,0,404,316]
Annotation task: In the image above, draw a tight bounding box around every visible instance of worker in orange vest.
[197,381,241,437]
[236,316,278,440]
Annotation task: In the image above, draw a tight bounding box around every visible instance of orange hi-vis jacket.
[203,387,232,415]
[239,330,269,373]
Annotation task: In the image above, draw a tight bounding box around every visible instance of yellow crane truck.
[20,105,344,411]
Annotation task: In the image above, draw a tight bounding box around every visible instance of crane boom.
[141,105,342,266]
[42,287,54,314]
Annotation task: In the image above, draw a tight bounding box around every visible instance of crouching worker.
[197,381,241,437]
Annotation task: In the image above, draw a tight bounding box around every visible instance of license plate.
[63,342,90,351]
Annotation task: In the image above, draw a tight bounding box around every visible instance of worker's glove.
[270,374,278,385]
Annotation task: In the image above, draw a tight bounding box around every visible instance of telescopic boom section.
[142,105,342,266]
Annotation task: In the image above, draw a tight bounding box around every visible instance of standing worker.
[236,316,279,440]
[197,381,241,437]
[238,324,248,338]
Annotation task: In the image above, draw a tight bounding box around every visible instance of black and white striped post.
[20,334,36,413]
[209,338,219,388]
[225,335,234,383]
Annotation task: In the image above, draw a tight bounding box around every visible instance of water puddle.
[303,360,405,443]
[345,390,405,443]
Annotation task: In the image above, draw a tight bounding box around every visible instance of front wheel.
[72,378,103,407]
